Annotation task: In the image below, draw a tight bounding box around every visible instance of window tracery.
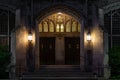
[39,12,81,33]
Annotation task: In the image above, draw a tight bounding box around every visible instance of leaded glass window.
[104,8,120,49]
[49,21,54,32]
[66,21,71,32]
[38,12,81,33]
[39,23,42,32]
[72,21,77,32]
[78,24,81,32]
[43,21,48,32]
[0,9,15,48]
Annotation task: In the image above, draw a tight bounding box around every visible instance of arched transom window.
[39,12,81,33]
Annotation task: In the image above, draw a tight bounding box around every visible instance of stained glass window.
[66,21,71,32]
[39,23,42,32]
[60,24,64,32]
[72,21,77,32]
[49,21,54,32]
[56,24,60,32]
[39,13,80,33]
[78,24,80,32]
[43,22,48,32]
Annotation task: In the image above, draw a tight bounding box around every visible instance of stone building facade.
[0,0,120,79]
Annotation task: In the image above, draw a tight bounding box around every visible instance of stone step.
[20,76,98,80]
[22,71,94,78]
[23,69,91,77]
[21,66,96,80]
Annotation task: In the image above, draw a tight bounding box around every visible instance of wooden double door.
[39,37,80,65]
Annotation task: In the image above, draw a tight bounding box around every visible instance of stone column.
[85,41,93,72]
[35,21,39,70]
[99,8,110,78]
[16,26,28,76]
[9,9,21,79]
[92,26,104,77]
[55,37,65,65]
[80,20,85,71]
[10,31,16,79]
[103,32,110,79]
[26,41,35,72]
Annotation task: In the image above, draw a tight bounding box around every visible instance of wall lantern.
[28,32,33,41]
[87,32,91,42]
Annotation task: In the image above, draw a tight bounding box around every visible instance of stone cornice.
[0,3,16,13]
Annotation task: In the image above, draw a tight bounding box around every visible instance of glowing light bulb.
[58,12,62,14]
[87,32,91,41]
[28,33,32,41]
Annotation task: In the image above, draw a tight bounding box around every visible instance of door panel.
[39,37,55,65]
[65,37,80,65]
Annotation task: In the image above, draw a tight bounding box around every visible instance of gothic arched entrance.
[36,11,84,66]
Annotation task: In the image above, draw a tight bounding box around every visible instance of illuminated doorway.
[38,12,81,65]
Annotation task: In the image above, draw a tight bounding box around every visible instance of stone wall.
[92,26,104,76]
[84,25,104,76]
[15,26,28,76]
[15,26,36,76]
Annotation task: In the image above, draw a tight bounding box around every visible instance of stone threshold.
[20,76,98,80]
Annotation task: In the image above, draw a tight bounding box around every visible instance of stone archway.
[38,12,81,65]
[35,5,85,71]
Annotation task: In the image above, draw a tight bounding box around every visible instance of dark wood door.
[39,37,55,65]
[65,37,80,65]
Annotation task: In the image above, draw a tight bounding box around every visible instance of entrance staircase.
[20,65,97,80]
